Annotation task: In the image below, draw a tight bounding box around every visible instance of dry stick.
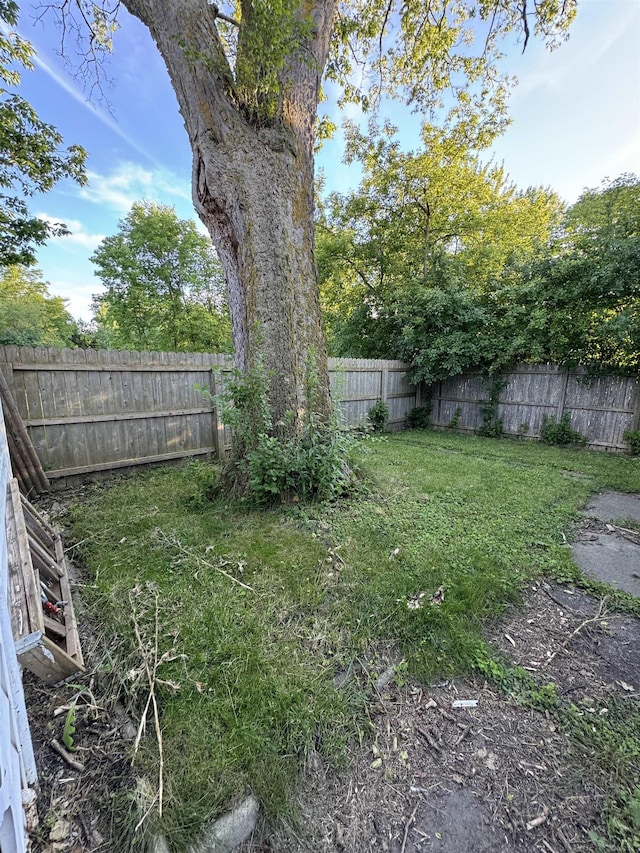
[51,738,85,772]
[526,804,550,831]
[416,726,442,753]
[131,590,164,827]
[156,530,256,593]
[453,723,472,746]
[543,598,608,667]
[400,803,420,853]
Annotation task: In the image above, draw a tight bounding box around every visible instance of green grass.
[67,432,640,848]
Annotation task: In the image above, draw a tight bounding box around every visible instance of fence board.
[0,349,418,479]
[429,365,638,452]
[7,348,634,474]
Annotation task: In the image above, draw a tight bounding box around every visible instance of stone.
[189,795,259,853]
[151,834,171,853]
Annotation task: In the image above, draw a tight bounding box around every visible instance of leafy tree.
[317,122,563,362]
[495,175,640,372]
[91,202,231,352]
[57,3,574,389]
[0,264,78,345]
[47,0,575,493]
[0,1,86,266]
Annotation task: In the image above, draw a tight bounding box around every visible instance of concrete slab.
[583,491,640,524]
[572,536,640,597]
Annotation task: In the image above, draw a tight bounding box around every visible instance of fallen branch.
[51,738,85,772]
[154,530,256,593]
[543,598,608,667]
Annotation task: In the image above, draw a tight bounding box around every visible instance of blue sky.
[10,0,640,320]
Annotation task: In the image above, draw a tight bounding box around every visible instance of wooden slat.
[12,363,216,373]
[54,536,82,665]
[45,446,217,479]
[6,479,43,639]
[24,407,215,427]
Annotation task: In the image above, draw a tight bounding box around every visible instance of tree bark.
[122,0,335,433]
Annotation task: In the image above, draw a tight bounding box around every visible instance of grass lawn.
[67,430,640,848]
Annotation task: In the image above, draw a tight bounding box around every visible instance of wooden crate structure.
[6,479,84,684]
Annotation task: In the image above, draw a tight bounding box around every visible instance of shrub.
[206,359,360,503]
[623,429,640,456]
[368,399,389,432]
[540,413,587,447]
[406,404,431,430]
[448,406,462,430]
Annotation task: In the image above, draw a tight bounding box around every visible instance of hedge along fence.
[428,364,640,452]
[0,347,418,483]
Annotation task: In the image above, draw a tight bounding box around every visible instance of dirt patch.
[254,579,639,853]
[22,598,139,851]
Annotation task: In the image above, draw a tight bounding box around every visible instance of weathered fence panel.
[0,347,234,481]
[328,357,416,431]
[1,401,37,853]
[3,347,635,477]
[0,348,417,481]
[429,365,639,452]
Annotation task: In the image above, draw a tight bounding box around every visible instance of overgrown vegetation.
[624,430,640,456]
[319,172,640,379]
[405,404,431,429]
[478,376,506,438]
[367,399,388,432]
[540,412,587,446]
[69,432,639,847]
[209,359,358,503]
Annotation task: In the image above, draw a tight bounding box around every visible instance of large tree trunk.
[122,0,334,433]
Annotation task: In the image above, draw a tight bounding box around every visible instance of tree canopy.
[0,264,78,345]
[319,169,640,380]
[91,202,231,352]
[317,122,563,364]
[0,0,86,266]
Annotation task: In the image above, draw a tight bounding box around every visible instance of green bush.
[448,406,462,430]
[623,429,640,456]
[211,359,359,503]
[406,404,431,430]
[540,412,586,446]
[367,399,389,432]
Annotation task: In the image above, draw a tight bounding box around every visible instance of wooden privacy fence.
[0,347,418,483]
[429,364,640,452]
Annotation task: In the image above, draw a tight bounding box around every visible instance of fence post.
[380,364,389,404]
[631,379,640,433]
[211,369,227,463]
[556,367,570,421]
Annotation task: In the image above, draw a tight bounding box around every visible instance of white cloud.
[36,214,106,251]
[25,37,161,168]
[47,277,98,320]
[511,3,637,99]
[79,162,191,212]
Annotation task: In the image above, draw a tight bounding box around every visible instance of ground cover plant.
[67,432,640,849]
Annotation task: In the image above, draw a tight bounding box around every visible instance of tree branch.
[521,0,530,53]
